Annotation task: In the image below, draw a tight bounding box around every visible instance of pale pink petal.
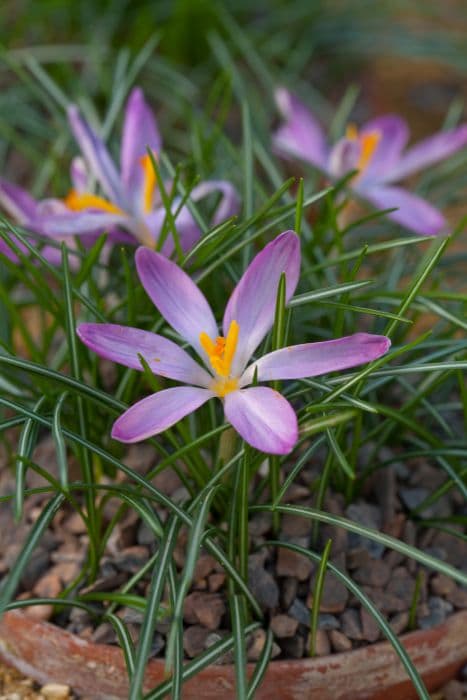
[384,124,467,182]
[189,180,240,225]
[0,179,38,224]
[223,230,300,375]
[360,115,409,182]
[135,246,218,359]
[112,386,213,443]
[273,88,328,168]
[224,387,298,455]
[240,333,391,386]
[77,323,212,386]
[70,157,89,193]
[31,211,129,237]
[363,185,446,236]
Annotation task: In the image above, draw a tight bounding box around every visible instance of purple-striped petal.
[70,157,89,193]
[120,87,162,200]
[189,180,240,225]
[363,185,446,236]
[224,387,298,454]
[327,138,360,178]
[240,333,391,386]
[135,246,218,358]
[112,386,213,443]
[77,323,212,386]
[223,230,301,376]
[142,203,200,255]
[384,124,467,182]
[273,88,328,169]
[360,115,409,182]
[31,210,129,237]
[0,179,38,223]
[67,105,124,205]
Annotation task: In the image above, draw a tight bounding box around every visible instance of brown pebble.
[49,561,81,585]
[446,586,467,609]
[40,683,71,698]
[281,513,311,537]
[329,629,352,652]
[247,628,267,661]
[208,572,226,593]
[63,511,87,534]
[310,629,331,656]
[430,573,456,597]
[183,625,211,658]
[309,575,349,614]
[279,635,305,658]
[442,679,465,700]
[281,577,298,609]
[389,611,409,635]
[346,548,371,570]
[194,554,217,580]
[183,592,226,630]
[353,560,391,588]
[360,608,380,642]
[276,548,313,581]
[33,571,62,598]
[23,603,54,621]
[340,609,362,640]
[270,614,299,639]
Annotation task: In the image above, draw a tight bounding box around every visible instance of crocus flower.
[273,88,467,236]
[37,87,239,254]
[77,231,390,455]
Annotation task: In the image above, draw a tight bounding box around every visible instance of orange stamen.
[199,320,239,379]
[140,154,157,214]
[65,189,124,215]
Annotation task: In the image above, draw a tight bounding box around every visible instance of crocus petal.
[384,124,467,182]
[70,157,89,193]
[32,211,129,237]
[240,333,391,386]
[223,230,301,376]
[327,138,360,178]
[77,323,212,387]
[359,115,409,182]
[112,386,213,443]
[120,87,162,199]
[273,88,328,169]
[363,185,446,236]
[135,246,218,358]
[189,180,240,226]
[0,179,38,224]
[67,105,124,205]
[224,387,298,455]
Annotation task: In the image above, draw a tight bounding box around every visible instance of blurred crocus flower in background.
[78,231,390,455]
[0,87,238,262]
[273,88,467,236]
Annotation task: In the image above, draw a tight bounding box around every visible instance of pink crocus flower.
[273,88,467,237]
[77,231,390,455]
[0,88,238,261]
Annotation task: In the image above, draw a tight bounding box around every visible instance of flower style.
[77,231,390,454]
[0,88,238,262]
[273,88,467,236]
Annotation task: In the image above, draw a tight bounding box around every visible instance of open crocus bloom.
[273,88,467,236]
[37,87,239,253]
[77,231,390,454]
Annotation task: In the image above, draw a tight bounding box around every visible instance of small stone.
[362,587,406,613]
[279,635,304,658]
[150,632,165,657]
[276,548,313,581]
[137,520,154,546]
[312,629,331,656]
[329,629,352,652]
[194,554,217,580]
[384,550,405,569]
[63,511,87,534]
[248,557,279,610]
[353,560,391,588]
[247,628,267,661]
[360,609,380,642]
[281,513,311,538]
[23,603,54,621]
[20,547,50,590]
[33,571,62,598]
[183,592,226,630]
[340,609,362,640]
[113,546,149,573]
[281,577,298,609]
[91,622,118,645]
[418,596,453,629]
[183,625,211,658]
[345,503,384,558]
[386,569,416,607]
[375,466,396,527]
[446,586,467,609]
[318,613,340,631]
[346,548,371,570]
[389,612,409,635]
[309,574,349,614]
[399,487,429,511]
[288,598,310,627]
[270,614,299,638]
[208,572,226,593]
[430,573,456,597]
[248,512,272,537]
[40,683,70,699]
[442,680,464,700]
[49,561,81,585]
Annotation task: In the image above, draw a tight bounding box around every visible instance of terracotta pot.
[0,609,466,699]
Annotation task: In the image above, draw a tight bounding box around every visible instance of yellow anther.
[65,189,124,215]
[345,123,358,141]
[211,377,239,398]
[199,320,239,379]
[357,131,381,172]
[140,153,157,214]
